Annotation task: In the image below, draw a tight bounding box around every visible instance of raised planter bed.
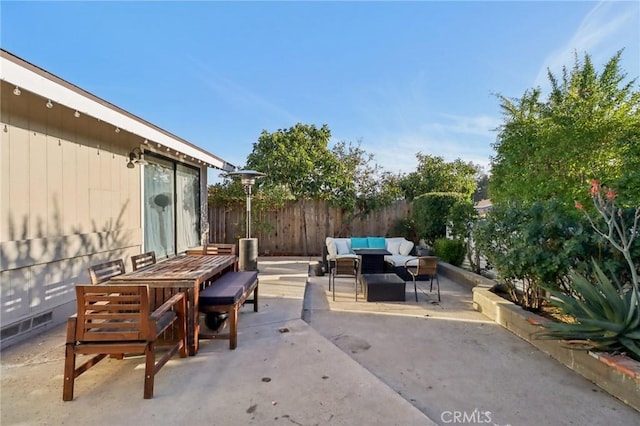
[438,262,640,412]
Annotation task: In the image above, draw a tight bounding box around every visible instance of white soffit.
[1,51,233,171]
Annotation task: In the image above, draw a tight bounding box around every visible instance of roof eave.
[0,49,235,172]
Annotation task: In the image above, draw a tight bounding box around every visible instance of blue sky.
[2,1,639,183]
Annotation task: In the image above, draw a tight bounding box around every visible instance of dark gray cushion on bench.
[200,271,258,306]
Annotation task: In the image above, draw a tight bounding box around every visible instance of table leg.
[187,287,198,356]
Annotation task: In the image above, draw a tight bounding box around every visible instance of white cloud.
[342,72,501,175]
[187,55,299,124]
[534,1,639,88]
[429,113,502,137]
[354,113,499,176]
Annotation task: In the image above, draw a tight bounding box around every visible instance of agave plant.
[538,261,640,361]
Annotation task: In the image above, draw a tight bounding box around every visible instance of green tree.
[245,123,341,254]
[208,173,292,239]
[246,123,339,200]
[490,50,640,208]
[331,140,403,233]
[399,153,479,201]
[208,179,245,208]
[412,192,467,246]
[210,125,405,248]
[472,171,490,203]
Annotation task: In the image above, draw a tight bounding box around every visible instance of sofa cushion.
[199,271,258,306]
[326,238,338,256]
[399,239,414,256]
[200,284,244,306]
[336,239,351,255]
[336,254,358,260]
[350,237,369,249]
[387,240,402,255]
[403,257,419,267]
[386,237,405,250]
[326,237,414,270]
[367,237,386,249]
[384,255,417,267]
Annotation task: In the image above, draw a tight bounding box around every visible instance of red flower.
[590,179,600,196]
[606,188,617,200]
[575,202,584,210]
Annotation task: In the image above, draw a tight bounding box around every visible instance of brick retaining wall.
[438,262,640,412]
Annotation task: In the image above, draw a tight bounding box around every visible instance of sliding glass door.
[176,163,200,253]
[143,154,201,258]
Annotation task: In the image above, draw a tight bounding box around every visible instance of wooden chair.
[131,251,157,271]
[63,284,187,400]
[202,243,236,256]
[330,257,361,301]
[87,259,126,285]
[200,244,238,274]
[404,256,440,302]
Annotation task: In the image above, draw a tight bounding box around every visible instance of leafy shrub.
[472,200,587,310]
[447,198,477,240]
[434,238,465,266]
[448,199,479,272]
[390,216,418,243]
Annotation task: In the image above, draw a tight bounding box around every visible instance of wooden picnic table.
[109,254,237,356]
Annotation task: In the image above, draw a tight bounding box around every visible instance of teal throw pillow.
[350,237,369,249]
[367,237,386,249]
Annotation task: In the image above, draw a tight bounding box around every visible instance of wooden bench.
[63,284,187,400]
[198,271,258,349]
[88,259,126,285]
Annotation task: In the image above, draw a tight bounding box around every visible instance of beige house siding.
[1,85,144,343]
[0,50,233,347]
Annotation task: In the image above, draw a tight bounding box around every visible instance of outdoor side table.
[362,273,406,302]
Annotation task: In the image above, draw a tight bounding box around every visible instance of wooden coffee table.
[361,273,406,302]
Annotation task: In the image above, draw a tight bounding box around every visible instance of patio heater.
[228,169,266,271]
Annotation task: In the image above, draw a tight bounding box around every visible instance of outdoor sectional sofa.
[323,236,419,280]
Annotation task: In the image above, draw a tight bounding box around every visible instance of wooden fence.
[208,199,412,256]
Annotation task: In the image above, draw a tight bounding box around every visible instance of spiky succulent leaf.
[537,261,640,361]
[618,337,640,359]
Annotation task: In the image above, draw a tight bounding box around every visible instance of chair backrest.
[203,243,237,256]
[131,251,157,271]
[334,257,359,276]
[88,259,126,285]
[417,256,438,275]
[74,284,152,342]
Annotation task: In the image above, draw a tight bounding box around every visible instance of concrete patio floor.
[1,257,638,425]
